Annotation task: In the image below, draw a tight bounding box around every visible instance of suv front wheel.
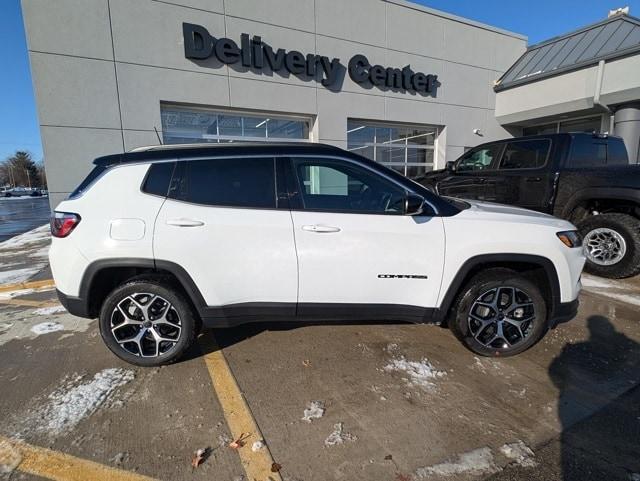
[99,280,197,366]
[449,269,548,357]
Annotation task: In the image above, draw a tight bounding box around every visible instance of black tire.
[449,269,548,357]
[578,213,640,279]
[99,280,197,367]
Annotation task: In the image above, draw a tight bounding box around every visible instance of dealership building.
[21,0,640,208]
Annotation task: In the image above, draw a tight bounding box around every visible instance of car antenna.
[154,126,163,145]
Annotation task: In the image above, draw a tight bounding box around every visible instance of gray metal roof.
[495,14,640,91]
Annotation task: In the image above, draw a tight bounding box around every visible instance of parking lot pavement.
[1,281,639,481]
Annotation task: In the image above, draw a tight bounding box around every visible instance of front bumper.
[57,289,92,318]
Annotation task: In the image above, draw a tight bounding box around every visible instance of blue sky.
[1,0,638,163]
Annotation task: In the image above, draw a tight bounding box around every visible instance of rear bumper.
[549,298,579,328]
[57,289,92,318]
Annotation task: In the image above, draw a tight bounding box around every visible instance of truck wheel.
[99,280,197,367]
[449,269,548,357]
[579,213,640,279]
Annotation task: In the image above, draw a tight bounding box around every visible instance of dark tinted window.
[499,139,550,169]
[292,158,407,214]
[173,157,276,208]
[69,165,108,198]
[142,162,175,196]
[568,136,607,167]
[607,139,629,165]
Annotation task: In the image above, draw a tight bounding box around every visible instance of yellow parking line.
[0,299,59,308]
[0,436,157,481]
[200,334,282,481]
[0,278,55,293]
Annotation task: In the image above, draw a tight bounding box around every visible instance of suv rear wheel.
[579,213,640,279]
[449,269,548,357]
[99,280,197,366]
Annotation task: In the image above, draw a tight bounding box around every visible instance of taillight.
[51,212,81,238]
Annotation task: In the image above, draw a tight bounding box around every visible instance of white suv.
[50,143,585,366]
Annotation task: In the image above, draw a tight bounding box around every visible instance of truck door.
[484,138,554,212]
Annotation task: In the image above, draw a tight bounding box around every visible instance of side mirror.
[405,193,425,216]
[446,161,457,172]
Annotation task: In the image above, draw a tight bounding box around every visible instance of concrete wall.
[22,0,526,208]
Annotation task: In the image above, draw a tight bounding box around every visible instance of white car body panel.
[290,211,445,307]
[50,164,163,296]
[154,198,298,306]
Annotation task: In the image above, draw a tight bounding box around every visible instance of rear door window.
[171,157,276,208]
[142,162,176,197]
[607,139,629,165]
[567,137,607,167]
[499,139,550,170]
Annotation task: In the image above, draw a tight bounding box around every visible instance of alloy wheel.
[110,293,182,357]
[468,286,535,350]
[583,227,627,266]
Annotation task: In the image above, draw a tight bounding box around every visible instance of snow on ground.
[415,447,499,478]
[581,274,640,307]
[499,440,536,467]
[384,355,446,390]
[302,401,325,422]
[32,305,66,316]
[324,422,357,447]
[30,322,65,335]
[0,267,42,285]
[19,369,135,436]
[0,286,54,300]
[0,224,50,249]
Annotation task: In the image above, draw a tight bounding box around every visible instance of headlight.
[556,230,582,248]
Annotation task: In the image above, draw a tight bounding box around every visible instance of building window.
[161,105,310,144]
[523,115,602,136]
[347,120,438,179]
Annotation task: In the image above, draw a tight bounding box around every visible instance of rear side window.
[567,137,607,167]
[69,165,108,198]
[607,139,629,165]
[142,162,176,197]
[499,139,550,170]
[171,157,276,208]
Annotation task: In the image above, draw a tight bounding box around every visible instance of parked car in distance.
[50,143,584,366]
[418,133,640,279]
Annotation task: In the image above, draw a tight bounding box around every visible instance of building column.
[614,103,640,164]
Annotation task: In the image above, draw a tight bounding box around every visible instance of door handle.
[302,224,341,233]
[166,218,205,227]
[525,177,542,182]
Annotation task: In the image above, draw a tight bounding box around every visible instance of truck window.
[457,144,502,171]
[607,139,629,165]
[499,139,550,170]
[567,137,607,167]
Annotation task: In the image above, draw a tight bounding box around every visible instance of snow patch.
[302,401,325,422]
[24,369,135,435]
[499,440,536,467]
[32,305,66,316]
[629,474,640,481]
[30,322,65,335]
[0,267,42,285]
[415,447,499,478]
[0,224,50,249]
[0,286,53,300]
[384,355,446,390]
[324,422,357,447]
[251,440,265,452]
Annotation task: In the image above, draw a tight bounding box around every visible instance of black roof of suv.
[93,142,347,166]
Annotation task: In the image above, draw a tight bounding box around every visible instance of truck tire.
[449,269,548,357]
[579,213,640,279]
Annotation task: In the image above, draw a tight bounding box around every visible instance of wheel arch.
[437,254,561,325]
[560,187,640,222]
[78,258,207,319]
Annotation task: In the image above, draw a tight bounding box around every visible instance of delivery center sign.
[183,23,439,95]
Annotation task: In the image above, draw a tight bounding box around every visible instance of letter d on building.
[183,23,214,59]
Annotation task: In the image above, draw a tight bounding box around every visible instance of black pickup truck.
[418,132,640,278]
